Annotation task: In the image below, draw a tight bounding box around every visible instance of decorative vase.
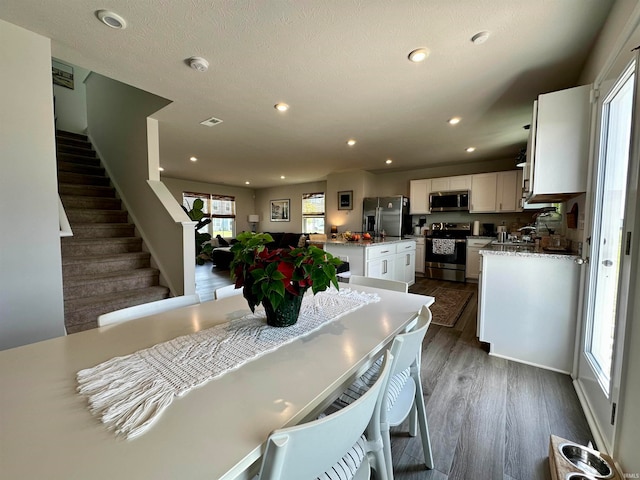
[262,292,304,327]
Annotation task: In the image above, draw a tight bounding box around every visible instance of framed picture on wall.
[270,199,290,222]
[338,190,353,210]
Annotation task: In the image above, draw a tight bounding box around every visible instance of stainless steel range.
[425,223,471,282]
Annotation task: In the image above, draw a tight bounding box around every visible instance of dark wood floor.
[195,266,593,480]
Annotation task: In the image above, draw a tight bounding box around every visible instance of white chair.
[349,275,408,293]
[97,294,201,327]
[334,305,434,479]
[258,352,394,480]
[214,284,243,300]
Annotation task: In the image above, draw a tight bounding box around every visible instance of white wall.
[326,170,375,234]
[254,181,326,233]
[162,177,256,235]
[0,20,66,350]
[84,73,193,295]
[52,58,90,134]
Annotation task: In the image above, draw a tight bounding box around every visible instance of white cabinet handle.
[406,254,410,266]
[381,250,390,254]
[383,259,387,274]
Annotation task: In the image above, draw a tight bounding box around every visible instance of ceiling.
[1,1,614,188]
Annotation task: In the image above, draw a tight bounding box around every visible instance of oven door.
[425,238,467,281]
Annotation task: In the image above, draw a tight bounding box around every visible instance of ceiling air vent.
[200,116,223,127]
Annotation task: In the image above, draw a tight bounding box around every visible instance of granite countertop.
[480,243,579,260]
[324,237,417,247]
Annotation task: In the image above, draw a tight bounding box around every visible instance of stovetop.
[427,223,471,239]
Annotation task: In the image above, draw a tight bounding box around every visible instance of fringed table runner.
[77,288,380,439]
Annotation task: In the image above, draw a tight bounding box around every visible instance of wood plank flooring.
[194,267,593,480]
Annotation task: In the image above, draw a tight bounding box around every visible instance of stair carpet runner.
[57,130,169,334]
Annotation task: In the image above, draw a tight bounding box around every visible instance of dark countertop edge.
[323,237,417,247]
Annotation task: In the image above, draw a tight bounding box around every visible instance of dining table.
[0,285,433,480]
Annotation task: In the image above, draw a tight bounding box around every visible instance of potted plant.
[182,198,214,265]
[230,232,342,327]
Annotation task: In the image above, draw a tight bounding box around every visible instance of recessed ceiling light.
[158,167,164,172]
[96,10,127,29]
[466,147,476,153]
[448,117,461,125]
[245,181,250,185]
[471,31,490,45]
[347,139,357,146]
[280,175,286,179]
[190,156,197,162]
[385,159,393,164]
[274,103,289,112]
[408,48,430,63]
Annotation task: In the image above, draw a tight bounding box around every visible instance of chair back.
[214,284,243,300]
[97,294,201,327]
[388,306,431,377]
[259,352,394,480]
[349,275,408,293]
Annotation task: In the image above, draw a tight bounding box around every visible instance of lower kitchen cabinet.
[325,240,416,286]
[478,250,580,373]
[466,238,493,280]
[415,237,425,274]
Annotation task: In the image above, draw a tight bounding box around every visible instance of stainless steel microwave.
[429,190,470,212]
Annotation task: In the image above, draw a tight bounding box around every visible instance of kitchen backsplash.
[412,211,538,234]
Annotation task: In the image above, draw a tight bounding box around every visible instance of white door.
[576,58,639,454]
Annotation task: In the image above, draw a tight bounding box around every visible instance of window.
[302,192,325,233]
[183,191,236,238]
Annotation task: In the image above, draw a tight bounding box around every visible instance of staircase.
[57,130,170,333]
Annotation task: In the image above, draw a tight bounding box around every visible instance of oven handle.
[426,238,467,244]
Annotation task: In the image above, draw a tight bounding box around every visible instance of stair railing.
[59,195,73,237]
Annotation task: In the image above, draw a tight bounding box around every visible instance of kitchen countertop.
[480,242,579,260]
[324,237,417,247]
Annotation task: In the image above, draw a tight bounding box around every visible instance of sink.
[559,443,614,479]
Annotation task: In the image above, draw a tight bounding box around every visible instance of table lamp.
[248,214,259,232]
[330,225,338,239]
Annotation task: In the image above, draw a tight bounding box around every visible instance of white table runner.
[77,288,379,439]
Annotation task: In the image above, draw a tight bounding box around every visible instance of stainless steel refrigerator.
[362,196,411,237]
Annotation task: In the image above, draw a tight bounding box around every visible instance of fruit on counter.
[352,234,360,241]
[363,232,371,240]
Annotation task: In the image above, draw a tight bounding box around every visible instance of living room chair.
[349,275,408,293]
[97,294,201,327]
[258,352,393,480]
[334,305,434,478]
[214,284,243,300]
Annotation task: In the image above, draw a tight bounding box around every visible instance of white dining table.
[0,286,433,480]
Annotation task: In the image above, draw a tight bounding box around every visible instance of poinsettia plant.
[230,232,342,312]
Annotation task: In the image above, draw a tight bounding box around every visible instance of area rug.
[429,287,473,327]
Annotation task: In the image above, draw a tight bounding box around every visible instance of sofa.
[211,232,308,270]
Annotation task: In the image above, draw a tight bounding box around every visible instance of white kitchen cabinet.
[414,237,425,274]
[478,251,581,373]
[470,173,497,212]
[431,175,471,192]
[466,238,492,280]
[325,241,415,285]
[409,179,431,214]
[524,84,591,203]
[496,171,519,212]
[394,240,416,284]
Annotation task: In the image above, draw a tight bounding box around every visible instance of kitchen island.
[324,237,416,285]
[478,244,581,373]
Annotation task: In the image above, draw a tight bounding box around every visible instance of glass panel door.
[585,64,634,391]
[577,56,639,454]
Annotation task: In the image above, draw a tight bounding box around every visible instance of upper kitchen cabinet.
[470,173,497,212]
[431,175,472,192]
[496,170,520,212]
[409,179,431,214]
[523,84,591,203]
